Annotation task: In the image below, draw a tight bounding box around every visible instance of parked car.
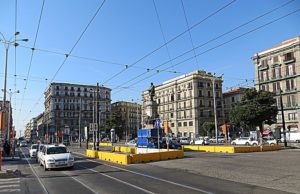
[161,138,181,149]
[210,136,226,143]
[29,144,38,158]
[39,144,74,171]
[36,144,45,163]
[263,137,277,145]
[126,139,137,146]
[179,137,190,145]
[20,140,28,147]
[231,137,258,146]
[194,137,210,145]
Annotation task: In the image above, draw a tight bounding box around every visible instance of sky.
[0,0,299,137]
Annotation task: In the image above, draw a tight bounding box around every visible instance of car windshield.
[31,145,37,149]
[47,147,67,154]
[39,145,44,151]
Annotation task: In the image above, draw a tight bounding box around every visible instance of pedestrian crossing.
[0,178,21,193]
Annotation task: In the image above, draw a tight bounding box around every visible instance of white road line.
[0,189,21,193]
[20,148,49,194]
[76,164,154,194]
[0,181,20,185]
[74,151,213,194]
[61,171,100,194]
[0,178,20,182]
[0,184,19,188]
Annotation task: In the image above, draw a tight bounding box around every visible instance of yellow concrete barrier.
[182,145,198,151]
[159,150,184,160]
[88,142,112,146]
[86,149,98,158]
[98,151,130,165]
[214,146,235,153]
[131,152,161,163]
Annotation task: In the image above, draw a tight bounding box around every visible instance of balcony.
[258,64,269,70]
[283,57,295,64]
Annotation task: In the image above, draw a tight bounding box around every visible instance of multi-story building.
[142,70,224,138]
[111,101,142,139]
[253,36,300,133]
[24,118,38,142]
[223,87,247,122]
[44,83,111,142]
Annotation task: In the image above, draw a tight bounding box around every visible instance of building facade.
[253,36,300,133]
[0,101,13,141]
[223,87,247,122]
[111,101,142,139]
[24,118,38,142]
[142,70,224,138]
[44,83,111,142]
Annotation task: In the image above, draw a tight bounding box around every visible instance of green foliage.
[110,111,125,137]
[202,121,215,136]
[229,88,278,130]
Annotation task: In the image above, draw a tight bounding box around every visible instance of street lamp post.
[0,32,28,140]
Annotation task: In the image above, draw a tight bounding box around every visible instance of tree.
[110,111,125,138]
[229,88,278,145]
[202,121,215,137]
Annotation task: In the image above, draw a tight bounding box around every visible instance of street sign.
[154,119,160,128]
[89,123,98,132]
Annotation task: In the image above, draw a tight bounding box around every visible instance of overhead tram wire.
[113,8,300,95]
[24,0,107,121]
[16,44,180,74]
[152,0,174,68]
[112,0,296,92]
[102,0,237,84]
[180,0,199,70]
[19,0,45,113]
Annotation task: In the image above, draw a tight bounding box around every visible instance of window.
[56,92,59,96]
[231,97,235,103]
[208,101,212,107]
[171,123,174,127]
[56,86,59,90]
[208,91,211,97]
[198,82,203,88]
[171,95,174,102]
[183,122,187,127]
[178,122,182,127]
[262,71,268,81]
[200,100,203,107]
[273,82,281,92]
[207,83,211,88]
[277,114,282,121]
[215,83,219,89]
[65,86,68,90]
[200,110,204,117]
[287,95,296,107]
[273,67,281,79]
[288,113,298,120]
[261,59,268,66]
[170,113,174,118]
[287,64,295,76]
[261,84,269,91]
[284,52,294,61]
[286,79,295,91]
[189,121,193,126]
[273,56,279,63]
[199,90,203,97]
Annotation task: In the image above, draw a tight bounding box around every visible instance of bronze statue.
[149,82,155,102]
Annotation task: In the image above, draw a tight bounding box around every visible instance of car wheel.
[252,143,258,146]
[296,140,300,143]
[245,142,250,145]
[44,163,48,171]
[232,142,236,145]
[270,143,275,146]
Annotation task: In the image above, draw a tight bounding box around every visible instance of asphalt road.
[6,147,293,194]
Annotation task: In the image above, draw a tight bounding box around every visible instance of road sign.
[89,123,98,132]
[154,119,160,128]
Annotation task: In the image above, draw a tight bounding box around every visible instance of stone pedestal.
[143,101,158,127]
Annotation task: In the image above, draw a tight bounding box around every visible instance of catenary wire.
[112,0,295,91]
[113,8,300,95]
[102,0,237,84]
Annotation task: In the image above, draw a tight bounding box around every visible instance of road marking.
[74,152,213,194]
[0,189,21,193]
[20,148,49,194]
[0,184,19,188]
[76,163,155,194]
[0,181,20,185]
[61,171,100,194]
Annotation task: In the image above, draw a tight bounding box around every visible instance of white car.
[263,137,277,145]
[29,144,38,158]
[194,137,210,145]
[231,137,258,146]
[39,144,74,171]
[126,139,137,146]
[179,137,190,145]
[36,144,45,163]
[210,136,226,143]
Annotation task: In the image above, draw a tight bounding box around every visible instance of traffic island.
[85,147,184,165]
[182,145,281,153]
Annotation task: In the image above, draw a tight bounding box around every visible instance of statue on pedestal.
[148,82,155,102]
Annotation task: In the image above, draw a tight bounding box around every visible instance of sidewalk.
[2,149,21,161]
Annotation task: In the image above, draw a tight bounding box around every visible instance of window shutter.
[272,68,275,78]
[293,64,296,75]
[279,68,282,77]
[286,66,288,76]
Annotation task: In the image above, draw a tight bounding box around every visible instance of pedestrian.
[3,140,10,157]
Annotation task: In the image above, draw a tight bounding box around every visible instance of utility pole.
[212,78,218,144]
[79,98,82,148]
[96,83,100,150]
[279,90,287,147]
